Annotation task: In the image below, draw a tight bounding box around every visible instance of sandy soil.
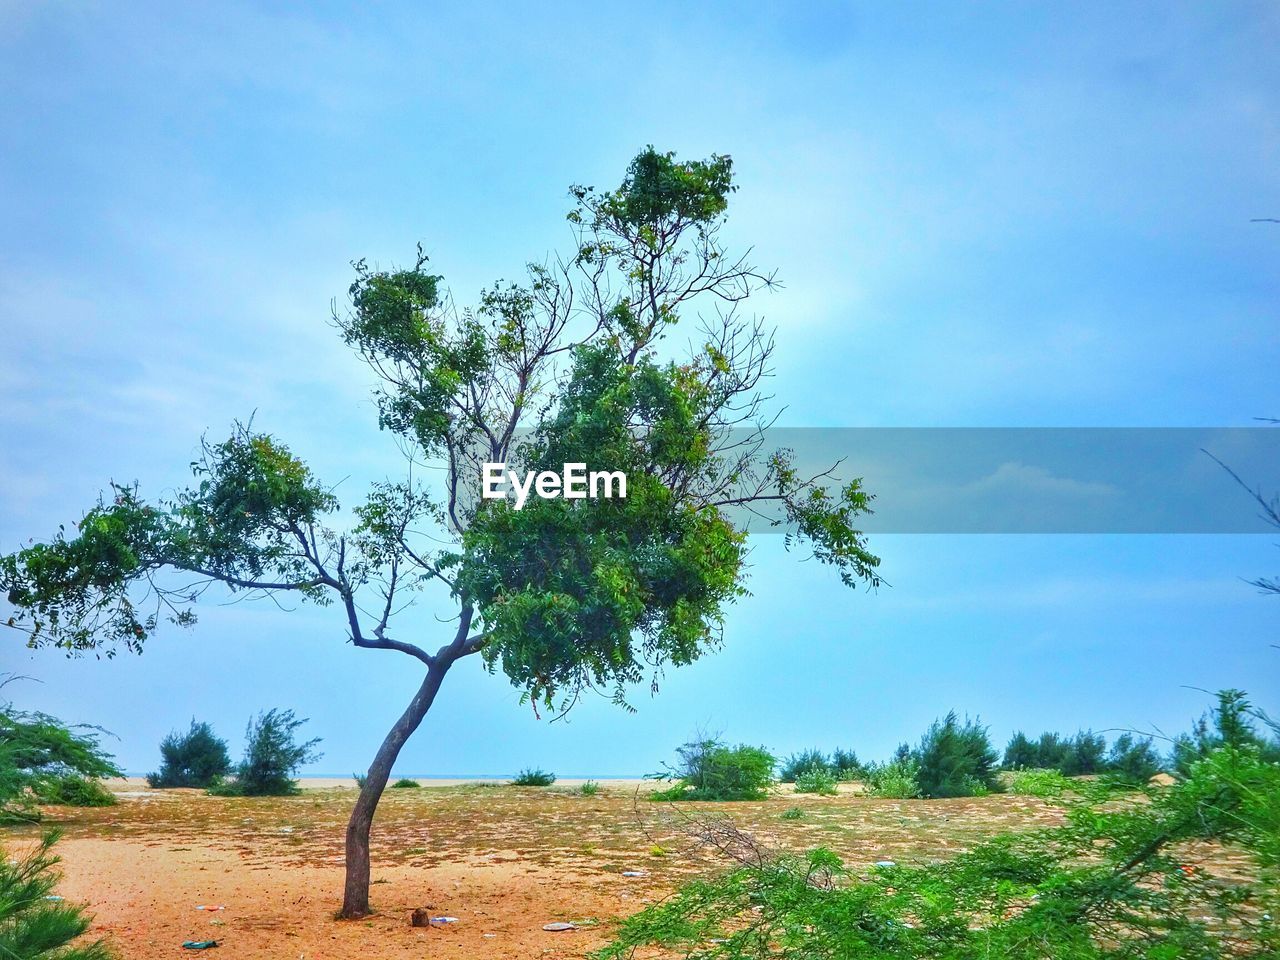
[9,781,1066,959]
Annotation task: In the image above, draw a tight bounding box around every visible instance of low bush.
[1007,767,1071,797]
[0,831,114,960]
[511,767,556,786]
[580,780,601,796]
[794,768,838,796]
[390,778,420,789]
[914,712,1001,798]
[780,806,804,820]
[31,774,116,807]
[146,720,231,789]
[864,758,920,799]
[651,739,776,801]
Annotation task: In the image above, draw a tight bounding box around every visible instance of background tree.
[147,719,232,789]
[0,147,880,917]
[913,712,1001,798]
[211,708,321,797]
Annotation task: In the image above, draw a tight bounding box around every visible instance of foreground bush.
[0,688,121,822]
[511,767,556,786]
[1171,689,1280,777]
[210,708,321,796]
[390,777,420,789]
[914,712,1001,798]
[147,720,231,788]
[0,831,113,959]
[652,739,775,801]
[598,741,1280,960]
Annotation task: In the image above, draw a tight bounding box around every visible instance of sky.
[1,1,1277,777]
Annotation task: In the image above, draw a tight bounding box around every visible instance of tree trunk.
[340,661,451,918]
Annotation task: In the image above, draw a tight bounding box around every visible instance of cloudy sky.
[2,2,1277,776]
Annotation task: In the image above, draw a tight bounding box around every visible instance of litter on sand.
[542,922,577,932]
[874,860,897,868]
[182,941,220,950]
[44,896,64,902]
[430,917,458,925]
[621,871,646,877]
[195,906,225,911]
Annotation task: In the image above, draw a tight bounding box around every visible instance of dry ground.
[6,779,1068,959]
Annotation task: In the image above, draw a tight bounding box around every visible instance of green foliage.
[511,767,556,786]
[1104,733,1164,786]
[580,780,601,796]
[794,768,838,796]
[1171,689,1280,777]
[0,688,121,822]
[212,709,321,797]
[830,748,864,780]
[597,720,1280,960]
[864,758,921,799]
[0,831,114,960]
[31,774,117,807]
[1007,768,1071,798]
[1,427,338,655]
[914,712,1001,798]
[780,806,804,820]
[390,778,420,789]
[652,739,776,802]
[779,749,829,783]
[146,719,231,789]
[1004,730,1107,776]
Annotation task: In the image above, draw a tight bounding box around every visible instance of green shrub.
[511,767,556,786]
[780,806,804,820]
[1004,729,1108,775]
[580,780,601,796]
[864,758,920,798]
[830,748,865,780]
[0,831,114,959]
[1007,768,1071,797]
[146,720,231,789]
[211,708,321,796]
[31,774,116,807]
[390,778,420,789]
[1104,733,1163,786]
[914,712,1001,798]
[0,690,121,822]
[651,739,775,801]
[597,710,1280,960]
[1171,689,1280,777]
[794,768,838,796]
[779,749,829,783]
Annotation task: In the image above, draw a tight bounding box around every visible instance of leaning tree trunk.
[341,661,452,918]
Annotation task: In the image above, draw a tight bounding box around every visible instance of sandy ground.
[9,781,1067,959]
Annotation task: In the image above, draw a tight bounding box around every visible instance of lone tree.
[1,148,880,917]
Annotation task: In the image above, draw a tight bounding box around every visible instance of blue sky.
[1,2,1277,776]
